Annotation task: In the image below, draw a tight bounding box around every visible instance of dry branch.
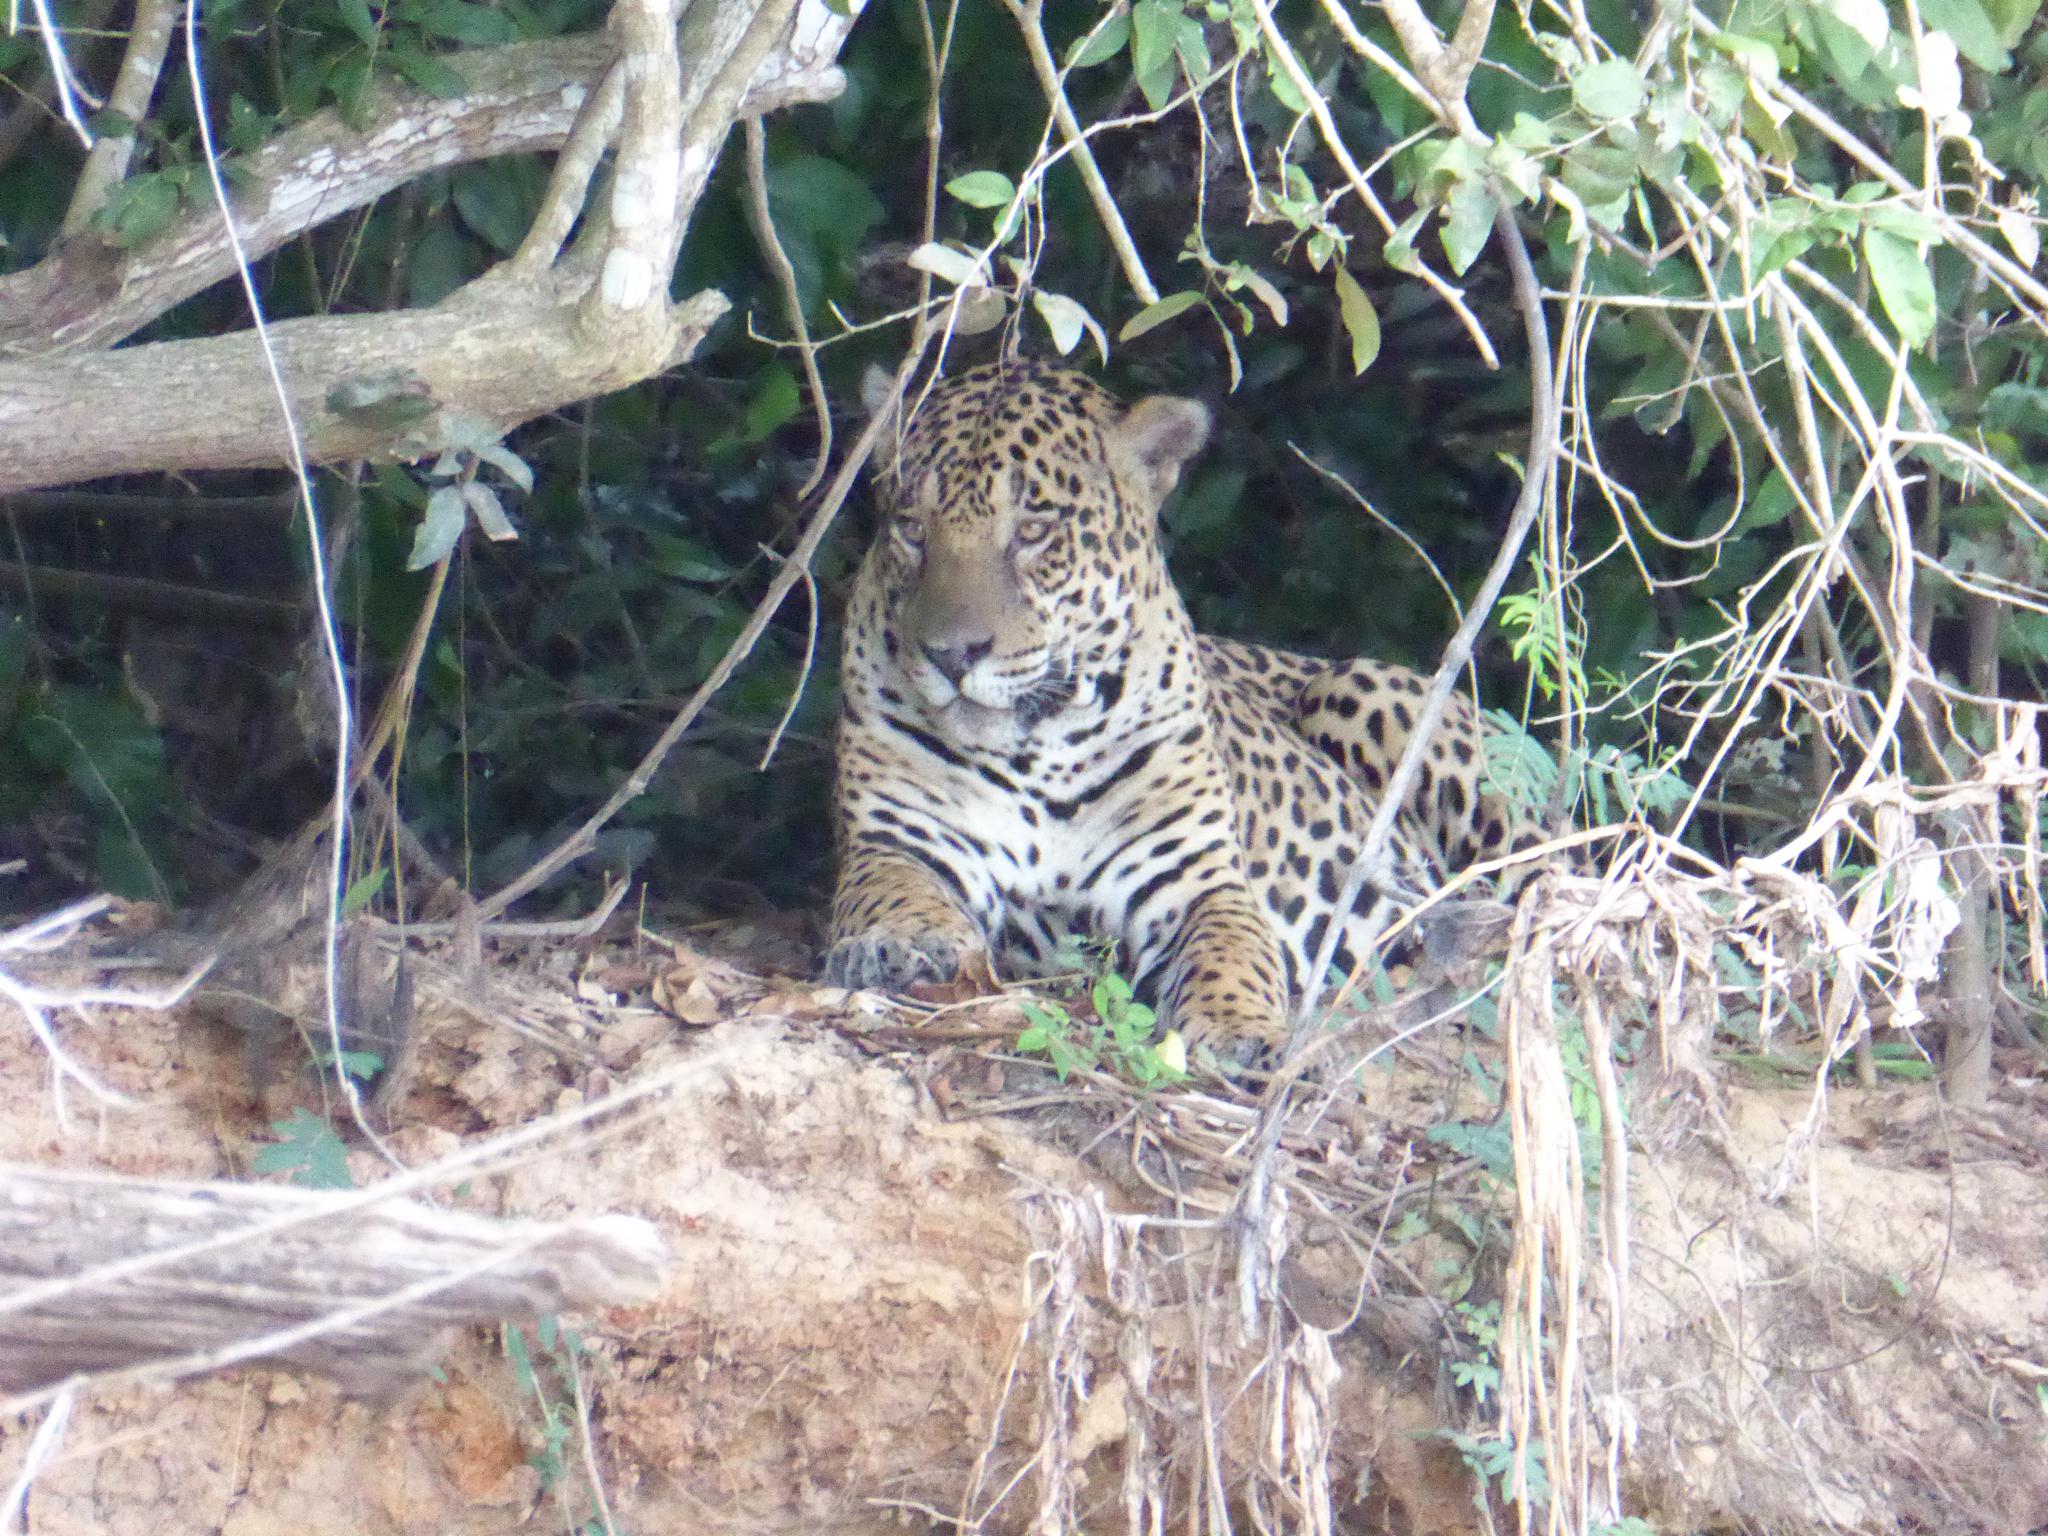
[0,560,303,626]
[0,1165,666,1399]
[0,283,728,494]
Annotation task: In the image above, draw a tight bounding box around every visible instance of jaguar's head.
[859,360,1209,739]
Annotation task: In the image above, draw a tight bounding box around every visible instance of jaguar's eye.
[894,515,927,551]
[1015,516,1055,547]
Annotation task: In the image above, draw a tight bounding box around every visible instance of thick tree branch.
[0,24,847,358]
[584,0,685,342]
[0,281,728,494]
[0,35,610,355]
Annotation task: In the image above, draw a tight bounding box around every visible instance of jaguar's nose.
[923,638,992,685]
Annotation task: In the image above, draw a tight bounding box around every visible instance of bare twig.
[743,115,832,498]
[1375,0,1494,131]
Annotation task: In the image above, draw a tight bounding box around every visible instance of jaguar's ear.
[862,363,906,477]
[1109,395,1211,508]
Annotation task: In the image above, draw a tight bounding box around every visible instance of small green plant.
[316,1045,386,1083]
[1437,1425,1551,1515]
[1015,972,1187,1087]
[506,1315,618,1535]
[1448,1300,1502,1405]
[1497,563,1587,711]
[250,1107,353,1189]
[1482,709,1692,827]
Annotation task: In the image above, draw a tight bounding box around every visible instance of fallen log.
[0,1166,665,1399]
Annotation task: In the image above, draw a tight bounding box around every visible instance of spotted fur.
[824,360,1529,1051]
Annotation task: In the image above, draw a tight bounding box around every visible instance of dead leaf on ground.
[595,1009,674,1069]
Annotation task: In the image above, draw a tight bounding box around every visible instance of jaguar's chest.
[946,728,1196,876]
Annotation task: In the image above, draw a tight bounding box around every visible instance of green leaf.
[741,365,802,441]
[326,46,375,129]
[1863,226,1937,347]
[90,172,181,248]
[397,0,519,43]
[1739,96,1796,162]
[226,93,274,153]
[1560,141,1638,210]
[331,1049,385,1082]
[1918,0,2009,67]
[1131,0,1181,109]
[1093,973,1134,1015]
[1808,5,1878,83]
[1033,290,1107,361]
[1571,58,1647,119]
[646,534,733,583]
[906,242,984,287]
[1332,266,1381,373]
[1384,208,1428,275]
[463,481,517,541]
[1066,10,1130,67]
[1984,0,2044,44]
[342,865,390,915]
[1120,290,1204,340]
[451,161,540,255]
[475,443,533,492]
[1983,382,2048,432]
[1223,262,1288,326]
[1705,28,1781,80]
[1737,467,1798,530]
[408,484,468,569]
[1440,176,1495,275]
[1755,225,1814,280]
[334,0,377,45]
[1267,55,1308,114]
[252,1109,354,1189]
[945,170,1015,209]
[1173,12,1211,78]
[386,45,468,98]
[765,151,885,306]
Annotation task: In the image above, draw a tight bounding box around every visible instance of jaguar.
[823,358,1529,1053]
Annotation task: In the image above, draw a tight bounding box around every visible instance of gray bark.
[0,1166,665,1400]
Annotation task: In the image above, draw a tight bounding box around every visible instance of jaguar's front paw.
[1173,1005,1288,1074]
[823,928,977,991]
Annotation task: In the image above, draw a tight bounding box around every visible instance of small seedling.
[1014,971,1188,1087]
[250,1107,352,1189]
